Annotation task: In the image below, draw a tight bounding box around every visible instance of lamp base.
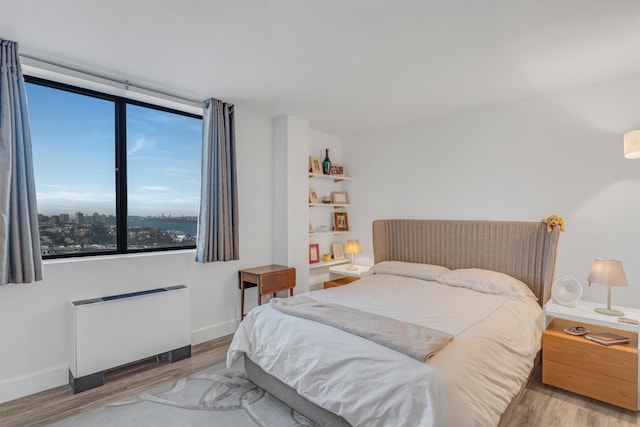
[346,265,359,271]
[594,307,624,316]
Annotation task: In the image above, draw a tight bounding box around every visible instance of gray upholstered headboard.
[372,219,560,306]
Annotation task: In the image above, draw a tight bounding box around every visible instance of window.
[26,77,202,258]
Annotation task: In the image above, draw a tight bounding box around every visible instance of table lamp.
[344,239,361,271]
[587,258,628,316]
[624,130,640,159]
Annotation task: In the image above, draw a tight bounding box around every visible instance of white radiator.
[69,285,191,393]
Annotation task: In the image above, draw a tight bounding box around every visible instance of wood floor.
[0,335,232,427]
[0,335,637,427]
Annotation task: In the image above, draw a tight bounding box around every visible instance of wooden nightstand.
[542,301,639,410]
[324,276,359,289]
[328,263,372,279]
[325,264,372,289]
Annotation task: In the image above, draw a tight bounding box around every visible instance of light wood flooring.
[0,335,637,427]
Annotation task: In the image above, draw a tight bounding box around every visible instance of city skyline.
[26,81,203,217]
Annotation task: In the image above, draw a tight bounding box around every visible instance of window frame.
[25,75,202,259]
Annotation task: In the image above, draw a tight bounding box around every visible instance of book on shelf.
[584,332,630,346]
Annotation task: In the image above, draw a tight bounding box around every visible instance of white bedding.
[227,273,543,427]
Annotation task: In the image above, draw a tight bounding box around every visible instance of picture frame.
[309,188,319,204]
[329,163,345,176]
[331,191,349,205]
[309,156,322,174]
[309,243,320,264]
[333,212,349,232]
[331,243,345,260]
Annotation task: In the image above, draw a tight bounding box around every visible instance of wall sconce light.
[624,130,640,159]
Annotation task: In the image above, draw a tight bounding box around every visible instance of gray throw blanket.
[270,296,453,361]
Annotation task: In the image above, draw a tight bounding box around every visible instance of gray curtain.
[0,39,43,284]
[196,98,239,262]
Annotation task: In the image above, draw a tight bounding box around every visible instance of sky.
[26,82,202,217]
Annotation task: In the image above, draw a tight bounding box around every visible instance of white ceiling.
[1,0,639,136]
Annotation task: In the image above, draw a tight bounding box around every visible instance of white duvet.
[227,273,543,427]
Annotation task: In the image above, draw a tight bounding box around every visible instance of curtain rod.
[19,53,204,107]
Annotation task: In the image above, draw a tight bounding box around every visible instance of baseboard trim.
[192,319,238,345]
[0,363,68,404]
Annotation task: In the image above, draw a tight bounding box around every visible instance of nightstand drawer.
[543,359,637,410]
[324,276,359,288]
[543,331,637,380]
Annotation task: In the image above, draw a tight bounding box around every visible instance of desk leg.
[241,281,245,320]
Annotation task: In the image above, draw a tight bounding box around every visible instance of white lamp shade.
[624,130,640,159]
[344,239,361,255]
[587,258,628,287]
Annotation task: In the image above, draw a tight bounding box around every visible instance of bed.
[227,219,561,426]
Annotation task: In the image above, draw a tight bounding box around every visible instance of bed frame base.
[244,356,351,426]
[245,352,541,427]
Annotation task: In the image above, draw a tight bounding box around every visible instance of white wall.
[273,116,311,293]
[0,109,276,403]
[343,73,640,309]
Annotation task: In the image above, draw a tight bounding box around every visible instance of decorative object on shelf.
[551,277,583,307]
[308,223,314,233]
[322,149,331,175]
[344,239,361,271]
[322,253,331,262]
[541,214,565,233]
[329,163,345,176]
[333,212,349,231]
[309,244,320,264]
[623,130,640,159]
[563,325,589,336]
[322,196,331,204]
[587,258,628,316]
[309,156,322,174]
[331,191,349,204]
[317,225,328,232]
[584,331,630,346]
[331,243,345,260]
[309,188,319,204]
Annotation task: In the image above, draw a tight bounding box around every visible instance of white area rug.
[50,364,319,427]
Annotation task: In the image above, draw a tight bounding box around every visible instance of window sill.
[42,248,197,265]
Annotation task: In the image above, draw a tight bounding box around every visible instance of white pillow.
[436,268,537,300]
[369,261,450,281]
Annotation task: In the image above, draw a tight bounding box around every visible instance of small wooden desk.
[239,265,295,319]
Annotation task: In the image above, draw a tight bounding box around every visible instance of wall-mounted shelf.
[309,259,350,269]
[309,231,349,236]
[309,203,351,208]
[309,173,351,182]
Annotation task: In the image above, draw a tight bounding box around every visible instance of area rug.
[50,363,319,427]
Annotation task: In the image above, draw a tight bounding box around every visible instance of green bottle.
[322,149,331,175]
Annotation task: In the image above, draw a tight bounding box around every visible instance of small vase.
[322,149,331,175]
